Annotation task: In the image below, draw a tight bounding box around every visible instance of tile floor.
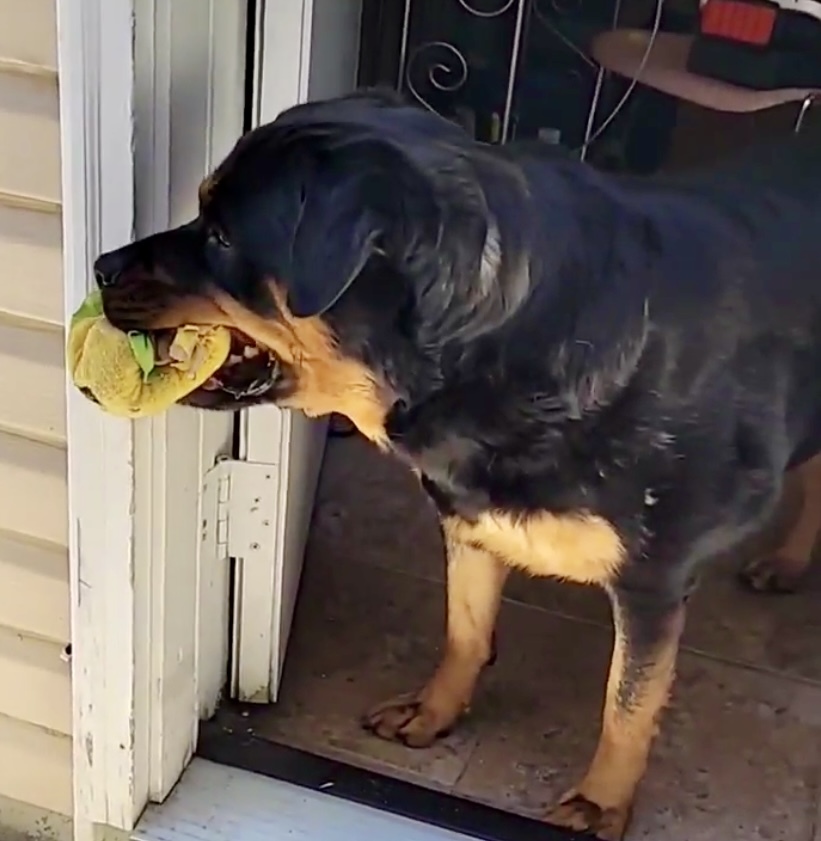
[243,436,821,841]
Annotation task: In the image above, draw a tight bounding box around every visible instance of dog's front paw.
[361,691,460,748]
[546,791,632,841]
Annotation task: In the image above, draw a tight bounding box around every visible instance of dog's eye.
[206,227,231,249]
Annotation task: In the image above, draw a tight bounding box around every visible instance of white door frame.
[58,3,143,839]
[232,0,328,706]
[59,1,246,839]
[233,0,363,705]
[232,0,311,696]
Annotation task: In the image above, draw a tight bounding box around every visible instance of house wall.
[0,0,73,838]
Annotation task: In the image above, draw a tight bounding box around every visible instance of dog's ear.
[235,125,439,319]
[285,171,383,318]
[281,139,439,318]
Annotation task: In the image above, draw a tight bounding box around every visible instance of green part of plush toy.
[67,289,232,419]
[70,290,157,379]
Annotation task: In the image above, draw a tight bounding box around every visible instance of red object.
[700,0,777,45]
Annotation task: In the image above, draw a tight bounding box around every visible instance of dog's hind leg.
[740,452,821,593]
[547,589,686,841]
[362,521,508,747]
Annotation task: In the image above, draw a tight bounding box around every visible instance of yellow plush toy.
[68,290,232,418]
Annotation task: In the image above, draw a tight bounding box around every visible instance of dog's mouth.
[165,328,287,409]
[99,286,291,409]
[201,330,278,396]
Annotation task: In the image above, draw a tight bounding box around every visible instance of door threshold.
[134,720,591,841]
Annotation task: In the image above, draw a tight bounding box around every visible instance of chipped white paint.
[133,0,244,801]
[61,2,246,839]
[57,2,142,840]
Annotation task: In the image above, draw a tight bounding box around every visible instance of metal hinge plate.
[202,458,279,561]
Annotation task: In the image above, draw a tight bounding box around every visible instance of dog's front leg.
[363,518,509,747]
[547,588,686,841]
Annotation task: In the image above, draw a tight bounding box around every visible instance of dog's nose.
[93,247,131,288]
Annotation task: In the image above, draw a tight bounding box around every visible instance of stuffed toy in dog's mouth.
[67,290,278,417]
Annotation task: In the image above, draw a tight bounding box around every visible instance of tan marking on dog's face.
[444,509,625,586]
[135,281,393,445]
[216,287,392,444]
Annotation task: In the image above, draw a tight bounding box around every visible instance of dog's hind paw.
[738,554,809,594]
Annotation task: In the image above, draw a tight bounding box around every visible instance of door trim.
[59,2,247,839]
[131,0,248,801]
[57,2,145,839]
[232,0,322,705]
[232,0,363,705]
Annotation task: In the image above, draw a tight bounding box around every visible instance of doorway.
[209,2,821,840]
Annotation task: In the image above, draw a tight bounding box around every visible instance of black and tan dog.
[93,90,821,839]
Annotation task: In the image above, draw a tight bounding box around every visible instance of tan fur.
[548,602,684,838]
[775,453,821,568]
[445,509,626,585]
[198,173,218,207]
[364,537,508,745]
[365,511,625,746]
[215,287,392,444]
[367,509,640,837]
[743,452,821,590]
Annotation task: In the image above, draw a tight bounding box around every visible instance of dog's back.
[648,126,821,468]
[500,126,821,474]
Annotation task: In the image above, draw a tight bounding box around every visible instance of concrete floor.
[243,435,821,841]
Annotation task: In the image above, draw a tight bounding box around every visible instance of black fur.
[95,89,821,606]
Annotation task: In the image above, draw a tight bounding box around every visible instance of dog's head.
[93,90,530,442]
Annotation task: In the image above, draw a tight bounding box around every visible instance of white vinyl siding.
[0,324,67,444]
[0,0,73,831]
[0,204,64,327]
[0,70,61,203]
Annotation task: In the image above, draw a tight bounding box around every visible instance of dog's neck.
[334,152,654,456]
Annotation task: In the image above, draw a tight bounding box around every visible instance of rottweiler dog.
[92,90,821,839]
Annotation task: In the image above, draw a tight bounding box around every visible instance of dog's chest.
[416,469,626,585]
[443,509,625,585]
[393,408,629,585]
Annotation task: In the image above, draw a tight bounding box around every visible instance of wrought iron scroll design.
[456,0,518,17]
[398,0,527,143]
[396,0,622,154]
[404,41,469,113]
